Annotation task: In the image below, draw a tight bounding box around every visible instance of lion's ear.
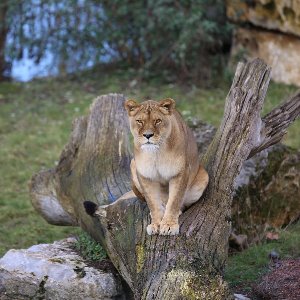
[159,98,175,114]
[124,99,140,116]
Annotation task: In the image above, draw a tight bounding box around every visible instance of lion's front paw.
[147,223,160,235]
[159,221,179,236]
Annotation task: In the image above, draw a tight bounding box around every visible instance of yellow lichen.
[135,244,145,273]
[165,269,231,300]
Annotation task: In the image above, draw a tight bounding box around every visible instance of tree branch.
[249,91,300,157]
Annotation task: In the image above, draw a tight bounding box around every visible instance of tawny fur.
[124,98,209,236]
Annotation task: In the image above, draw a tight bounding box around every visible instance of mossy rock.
[232,144,300,242]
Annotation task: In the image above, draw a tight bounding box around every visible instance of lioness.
[125,98,209,235]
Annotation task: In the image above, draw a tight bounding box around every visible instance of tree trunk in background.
[30,59,300,299]
[0,1,8,81]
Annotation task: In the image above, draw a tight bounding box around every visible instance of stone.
[269,250,280,262]
[232,144,300,243]
[0,238,124,300]
[229,232,248,251]
[226,0,300,38]
[234,294,250,300]
[187,117,216,157]
[230,27,300,87]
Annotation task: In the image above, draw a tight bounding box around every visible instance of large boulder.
[230,27,300,87]
[226,0,300,38]
[0,238,125,300]
[232,144,300,243]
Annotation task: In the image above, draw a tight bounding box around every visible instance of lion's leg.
[159,175,187,235]
[182,165,209,210]
[136,177,165,235]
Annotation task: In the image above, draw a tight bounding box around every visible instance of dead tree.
[30,59,300,299]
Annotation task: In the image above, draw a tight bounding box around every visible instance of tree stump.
[30,59,300,299]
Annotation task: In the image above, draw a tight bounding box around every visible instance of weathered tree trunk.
[30,59,300,299]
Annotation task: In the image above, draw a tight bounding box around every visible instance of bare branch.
[249,91,300,157]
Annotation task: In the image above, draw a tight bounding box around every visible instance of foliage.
[100,0,232,80]
[75,231,107,261]
[225,222,300,289]
[0,67,299,256]
[1,0,232,81]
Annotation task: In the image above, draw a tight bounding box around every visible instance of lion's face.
[125,98,175,151]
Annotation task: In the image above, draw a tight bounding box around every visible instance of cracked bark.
[30,59,300,299]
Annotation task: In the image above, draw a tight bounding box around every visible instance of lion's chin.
[141,143,159,152]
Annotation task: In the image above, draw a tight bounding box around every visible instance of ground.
[225,222,300,297]
[0,65,299,292]
[253,259,300,300]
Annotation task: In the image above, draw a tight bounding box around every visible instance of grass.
[0,65,299,257]
[225,222,300,291]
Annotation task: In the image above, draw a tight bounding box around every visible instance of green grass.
[225,222,300,290]
[0,66,299,257]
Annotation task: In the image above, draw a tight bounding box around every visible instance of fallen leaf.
[265,232,279,241]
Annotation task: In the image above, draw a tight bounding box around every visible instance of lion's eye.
[155,119,162,125]
[136,119,143,125]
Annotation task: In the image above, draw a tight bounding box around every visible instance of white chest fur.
[135,150,182,182]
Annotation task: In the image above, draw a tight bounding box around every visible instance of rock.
[187,117,216,157]
[229,232,248,251]
[253,259,300,300]
[0,238,124,300]
[234,148,269,190]
[226,0,300,38]
[232,144,300,243]
[269,250,280,262]
[234,294,250,300]
[230,27,300,87]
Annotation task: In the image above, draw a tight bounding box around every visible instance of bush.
[101,0,232,81]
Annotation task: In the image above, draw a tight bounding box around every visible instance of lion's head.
[124,98,176,151]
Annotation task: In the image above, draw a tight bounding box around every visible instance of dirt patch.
[253,259,300,300]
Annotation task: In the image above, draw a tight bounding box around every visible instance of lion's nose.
[143,133,154,139]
